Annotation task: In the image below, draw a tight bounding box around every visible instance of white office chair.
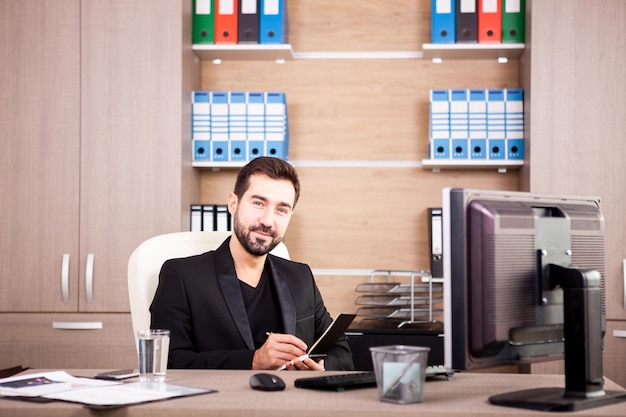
[127,231,290,340]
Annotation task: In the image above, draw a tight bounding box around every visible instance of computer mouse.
[249,373,286,391]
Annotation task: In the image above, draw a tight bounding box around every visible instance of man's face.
[230,174,295,256]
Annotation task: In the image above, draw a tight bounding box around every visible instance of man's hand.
[283,357,325,371]
[252,333,307,370]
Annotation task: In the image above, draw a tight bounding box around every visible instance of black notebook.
[278,313,356,370]
[308,313,356,357]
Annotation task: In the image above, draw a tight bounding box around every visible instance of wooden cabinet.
[0,314,136,370]
[79,0,199,313]
[0,0,81,313]
[521,0,626,383]
[605,321,626,388]
[0,0,200,369]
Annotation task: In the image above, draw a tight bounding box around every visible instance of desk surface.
[1,370,626,417]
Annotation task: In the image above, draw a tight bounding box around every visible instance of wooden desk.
[1,370,626,417]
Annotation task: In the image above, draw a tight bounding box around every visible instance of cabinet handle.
[61,254,70,304]
[614,330,626,338]
[86,253,95,303]
[52,321,103,330]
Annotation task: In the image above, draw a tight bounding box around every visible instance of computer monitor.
[442,188,626,412]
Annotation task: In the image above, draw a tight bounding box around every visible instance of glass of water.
[137,329,170,383]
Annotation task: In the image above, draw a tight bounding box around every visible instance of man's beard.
[233,220,281,256]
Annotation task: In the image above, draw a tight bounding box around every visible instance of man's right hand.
[252,333,308,370]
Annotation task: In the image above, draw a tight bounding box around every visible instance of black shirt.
[239,266,284,349]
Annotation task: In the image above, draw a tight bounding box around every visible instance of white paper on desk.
[44,382,213,407]
[0,371,120,397]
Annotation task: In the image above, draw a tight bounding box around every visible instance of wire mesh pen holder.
[354,270,443,328]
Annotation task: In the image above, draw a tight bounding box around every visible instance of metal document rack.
[354,270,443,328]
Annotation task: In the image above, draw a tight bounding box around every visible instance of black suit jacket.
[150,237,355,370]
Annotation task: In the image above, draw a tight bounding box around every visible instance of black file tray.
[353,270,443,328]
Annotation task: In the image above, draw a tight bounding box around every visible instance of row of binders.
[193,0,288,44]
[191,204,233,232]
[431,0,525,44]
[192,91,289,162]
[429,88,524,160]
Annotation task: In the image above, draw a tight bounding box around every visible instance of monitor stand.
[489,265,626,412]
[490,387,626,412]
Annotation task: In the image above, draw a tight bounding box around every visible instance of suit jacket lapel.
[268,256,296,335]
[214,238,255,350]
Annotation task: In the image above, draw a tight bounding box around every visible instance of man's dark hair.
[233,157,301,207]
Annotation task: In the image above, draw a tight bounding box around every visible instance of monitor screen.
[442,188,626,412]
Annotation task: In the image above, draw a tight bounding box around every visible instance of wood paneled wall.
[197,0,521,315]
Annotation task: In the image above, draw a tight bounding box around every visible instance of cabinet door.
[78,0,185,312]
[0,313,136,370]
[0,0,81,312]
[521,0,626,321]
[604,320,626,389]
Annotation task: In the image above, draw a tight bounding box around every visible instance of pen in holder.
[370,345,430,404]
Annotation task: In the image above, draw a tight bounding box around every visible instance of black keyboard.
[294,366,455,391]
[294,371,377,391]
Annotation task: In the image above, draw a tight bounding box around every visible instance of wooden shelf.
[192,44,294,61]
[191,44,523,62]
[421,43,525,61]
[192,159,523,172]
[192,160,424,169]
[191,161,246,169]
[421,159,523,173]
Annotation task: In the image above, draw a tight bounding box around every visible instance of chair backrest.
[127,231,290,339]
